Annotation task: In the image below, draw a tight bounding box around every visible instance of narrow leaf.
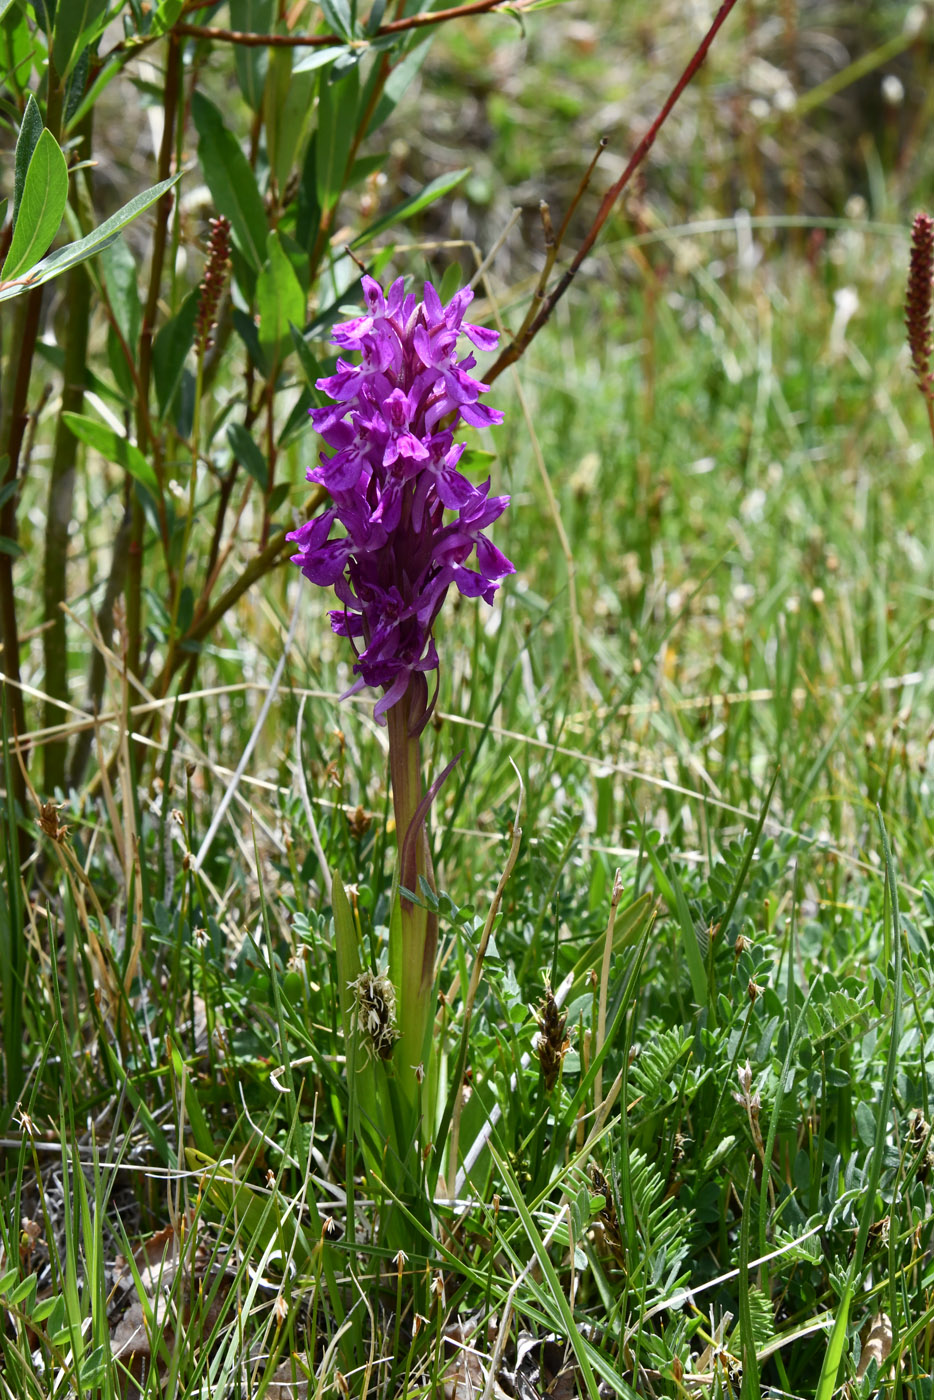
[226,422,268,490]
[99,237,140,349]
[168,1037,214,1156]
[1,127,68,280]
[191,90,268,272]
[256,230,305,362]
[351,167,469,248]
[315,64,359,214]
[365,33,434,138]
[62,412,159,491]
[51,0,108,78]
[152,288,199,419]
[487,1141,604,1400]
[289,323,326,407]
[230,0,272,109]
[0,173,181,302]
[291,44,350,76]
[814,812,905,1400]
[12,93,42,228]
[319,0,353,37]
[643,838,708,1009]
[332,867,361,1045]
[150,0,186,37]
[268,52,317,192]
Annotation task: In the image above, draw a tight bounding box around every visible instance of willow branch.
[171,0,525,46]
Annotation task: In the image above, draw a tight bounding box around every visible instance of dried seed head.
[347,804,372,839]
[37,799,68,843]
[906,212,934,400]
[590,1163,624,1262]
[195,215,231,355]
[536,983,570,1092]
[349,971,398,1060]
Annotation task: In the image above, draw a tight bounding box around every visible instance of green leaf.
[99,237,140,350]
[230,0,272,110]
[365,32,434,138]
[12,93,43,229]
[191,90,268,272]
[332,867,362,1047]
[1,127,68,280]
[643,839,709,1010]
[0,536,22,558]
[319,0,353,37]
[314,63,359,215]
[289,323,326,405]
[351,167,469,248]
[267,48,317,193]
[291,43,350,76]
[226,421,268,490]
[256,230,305,362]
[52,0,109,78]
[364,0,387,36]
[168,1037,214,1157]
[6,1271,37,1307]
[268,480,289,513]
[152,289,199,420]
[279,387,313,445]
[488,1141,604,1400]
[439,260,463,304]
[150,0,186,37]
[814,812,904,1400]
[232,306,265,371]
[1,6,33,95]
[0,173,181,302]
[62,412,159,491]
[855,1099,876,1148]
[64,53,121,132]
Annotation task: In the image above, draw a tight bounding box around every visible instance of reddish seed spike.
[906,212,934,398]
[195,215,231,355]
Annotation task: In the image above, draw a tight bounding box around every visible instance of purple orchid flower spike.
[289,275,512,1116]
[288,275,513,724]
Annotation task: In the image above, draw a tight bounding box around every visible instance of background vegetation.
[2,0,934,1395]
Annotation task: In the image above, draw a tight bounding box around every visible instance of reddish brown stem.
[171,0,519,47]
[486,0,742,384]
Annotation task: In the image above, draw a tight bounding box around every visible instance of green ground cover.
[2,1,934,1395]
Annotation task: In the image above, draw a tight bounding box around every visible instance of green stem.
[161,346,206,690]
[387,678,437,1112]
[129,34,181,682]
[42,115,94,794]
[68,512,131,789]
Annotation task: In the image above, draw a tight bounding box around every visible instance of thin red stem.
[486,0,743,383]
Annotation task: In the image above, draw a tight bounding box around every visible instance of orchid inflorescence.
[288,276,514,721]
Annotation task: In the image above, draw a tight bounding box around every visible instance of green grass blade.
[814,808,904,1399]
